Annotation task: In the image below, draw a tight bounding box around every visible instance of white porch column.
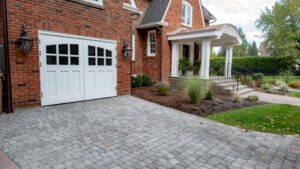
[225,45,234,77]
[189,42,195,64]
[200,40,212,79]
[171,42,180,77]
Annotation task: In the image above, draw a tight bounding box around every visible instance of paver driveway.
[0,96,299,169]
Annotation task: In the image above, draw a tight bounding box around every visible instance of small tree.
[256,0,300,57]
[248,41,259,56]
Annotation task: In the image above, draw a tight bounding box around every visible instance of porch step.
[216,82,242,87]
[235,88,255,95]
[213,79,237,84]
[211,77,255,95]
[224,85,248,91]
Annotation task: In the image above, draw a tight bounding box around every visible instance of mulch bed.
[132,86,263,117]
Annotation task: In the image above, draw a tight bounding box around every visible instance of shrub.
[233,92,242,104]
[288,80,300,89]
[132,76,143,88]
[279,69,295,83]
[179,59,193,75]
[205,90,213,100]
[132,75,152,88]
[253,73,264,87]
[253,73,264,81]
[141,75,152,86]
[275,80,288,92]
[262,83,273,90]
[155,83,170,96]
[268,88,278,94]
[186,78,208,104]
[262,83,278,93]
[247,95,259,102]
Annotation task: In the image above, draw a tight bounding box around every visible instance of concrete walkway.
[0,96,299,169]
[242,91,300,106]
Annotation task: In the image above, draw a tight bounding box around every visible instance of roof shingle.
[140,0,170,26]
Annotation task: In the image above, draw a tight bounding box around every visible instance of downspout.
[1,0,12,113]
[156,26,163,82]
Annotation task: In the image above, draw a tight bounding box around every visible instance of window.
[182,1,193,27]
[147,30,156,56]
[83,0,103,6]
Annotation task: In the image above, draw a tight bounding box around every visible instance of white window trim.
[181,1,193,27]
[147,30,156,57]
[83,0,103,6]
[123,0,142,14]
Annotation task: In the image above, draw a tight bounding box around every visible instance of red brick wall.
[6,0,133,110]
[142,28,162,82]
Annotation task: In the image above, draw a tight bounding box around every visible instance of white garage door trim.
[39,31,118,106]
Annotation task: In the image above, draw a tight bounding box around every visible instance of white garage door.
[39,32,117,106]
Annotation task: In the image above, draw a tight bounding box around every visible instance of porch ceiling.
[167,24,242,46]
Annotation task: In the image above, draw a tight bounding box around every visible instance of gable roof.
[139,0,170,26]
[138,0,216,28]
[202,6,216,22]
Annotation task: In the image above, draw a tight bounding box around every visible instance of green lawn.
[207,104,300,135]
[288,91,300,98]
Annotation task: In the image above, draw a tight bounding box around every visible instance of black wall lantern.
[122,41,132,58]
[18,24,34,53]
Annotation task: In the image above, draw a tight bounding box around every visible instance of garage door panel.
[96,71,106,90]
[46,71,57,95]
[58,71,70,94]
[86,70,96,91]
[70,71,81,93]
[105,71,114,90]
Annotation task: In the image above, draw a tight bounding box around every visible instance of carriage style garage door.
[39,32,117,106]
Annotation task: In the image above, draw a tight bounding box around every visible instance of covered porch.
[168,24,242,79]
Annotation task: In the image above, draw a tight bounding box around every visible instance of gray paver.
[0,96,299,169]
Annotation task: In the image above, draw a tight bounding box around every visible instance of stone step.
[224,85,248,91]
[216,82,242,87]
[233,88,255,95]
[213,79,236,84]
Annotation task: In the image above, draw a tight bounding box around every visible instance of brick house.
[0,0,241,112]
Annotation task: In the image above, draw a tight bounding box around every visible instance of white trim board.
[161,0,172,22]
[38,30,117,44]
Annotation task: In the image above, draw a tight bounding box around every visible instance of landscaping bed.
[132,86,262,117]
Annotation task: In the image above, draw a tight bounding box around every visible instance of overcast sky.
[202,0,276,46]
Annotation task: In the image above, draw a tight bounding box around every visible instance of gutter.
[1,0,12,113]
[136,22,168,29]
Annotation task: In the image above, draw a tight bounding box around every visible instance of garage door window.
[46,45,57,65]
[70,44,79,65]
[88,46,96,66]
[97,47,104,66]
[106,50,112,66]
[59,44,68,65]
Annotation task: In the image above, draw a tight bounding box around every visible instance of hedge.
[210,56,296,75]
